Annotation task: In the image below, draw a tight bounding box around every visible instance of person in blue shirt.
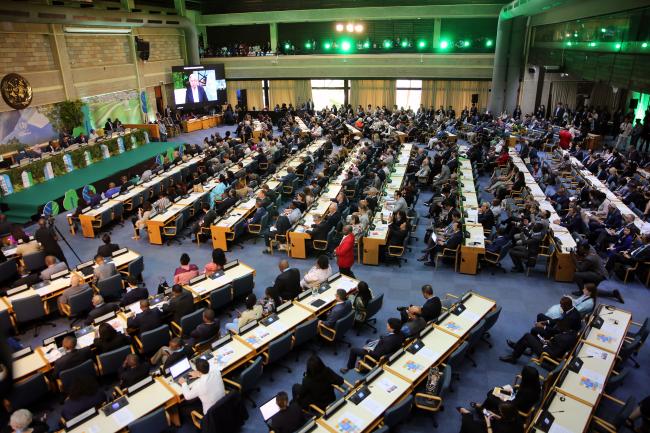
[210,175,227,205]
[104,182,121,199]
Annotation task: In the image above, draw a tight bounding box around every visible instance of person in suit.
[57,274,90,313]
[189,308,220,345]
[163,284,195,324]
[93,322,131,354]
[398,284,442,323]
[93,254,117,282]
[190,202,217,242]
[320,289,352,328]
[335,225,355,277]
[126,299,163,334]
[340,317,404,373]
[184,72,209,104]
[61,375,106,421]
[84,295,119,325]
[241,199,267,235]
[120,276,149,307]
[53,336,92,377]
[40,255,68,281]
[531,296,582,338]
[11,265,40,288]
[150,337,192,370]
[293,355,344,411]
[272,259,301,301]
[457,401,523,433]
[34,217,66,264]
[500,327,578,364]
[118,353,150,389]
[97,234,120,258]
[471,365,541,415]
[478,201,495,231]
[553,102,565,125]
[421,222,463,266]
[270,391,305,433]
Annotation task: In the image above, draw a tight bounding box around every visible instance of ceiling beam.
[198,4,503,26]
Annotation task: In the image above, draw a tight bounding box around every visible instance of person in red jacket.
[558,126,572,150]
[335,225,355,278]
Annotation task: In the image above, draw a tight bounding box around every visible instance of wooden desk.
[583,306,631,354]
[459,223,485,275]
[66,377,178,433]
[12,347,50,380]
[182,119,203,133]
[146,205,185,245]
[184,261,256,302]
[79,200,119,238]
[556,341,615,406]
[531,389,592,433]
[317,370,410,433]
[295,274,359,315]
[237,304,312,350]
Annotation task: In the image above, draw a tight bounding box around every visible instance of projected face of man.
[189,73,199,89]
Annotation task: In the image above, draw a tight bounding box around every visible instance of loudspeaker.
[630,99,639,109]
[471,94,479,104]
[135,37,150,61]
[237,89,247,108]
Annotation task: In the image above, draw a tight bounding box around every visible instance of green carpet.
[2,141,178,223]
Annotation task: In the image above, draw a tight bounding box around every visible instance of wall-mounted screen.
[171,65,226,108]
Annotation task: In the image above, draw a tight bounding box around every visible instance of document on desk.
[77,331,96,348]
[578,368,605,392]
[267,320,288,334]
[334,412,363,433]
[459,309,481,323]
[548,422,573,433]
[376,377,398,394]
[336,278,358,294]
[418,347,441,362]
[583,346,608,361]
[111,407,136,426]
[358,396,382,414]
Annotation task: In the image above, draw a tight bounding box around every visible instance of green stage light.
[615,43,622,49]
[341,40,352,52]
[305,42,312,49]
[643,42,648,48]
[284,43,290,50]
[589,42,597,47]
[383,40,392,49]
[363,41,370,48]
[485,39,493,47]
[401,40,408,48]
[418,40,426,48]
[566,41,572,47]
[323,42,331,50]
[439,40,449,49]
[462,40,470,47]
[601,28,607,33]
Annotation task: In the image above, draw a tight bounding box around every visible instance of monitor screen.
[260,397,281,421]
[172,65,226,108]
[169,357,191,379]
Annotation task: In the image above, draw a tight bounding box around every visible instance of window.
[311,79,347,110]
[395,79,422,110]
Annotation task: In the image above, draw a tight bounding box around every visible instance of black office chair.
[0,259,18,286]
[446,341,469,391]
[357,293,383,335]
[96,274,124,303]
[592,395,636,433]
[123,255,145,281]
[96,345,132,377]
[172,308,204,338]
[414,364,453,428]
[318,310,354,355]
[262,332,293,381]
[203,281,228,309]
[12,294,56,336]
[6,372,50,412]
[464,319,486,367]
[383,394,413,431]
[58,359,97,392]
[232,273,254,301]
[134,324,171,356]
[224,356,263,408]
[128,407,169,433]
[0,309,11,334]
[61,287,94,326]
[292,318,318,361]
[480,306,502,348]
[22,251,47,273]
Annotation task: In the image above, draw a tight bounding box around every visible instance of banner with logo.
[62,154,74,172]
[84,150,92,166]
[101,144,110,159]
[43,162,54,180]
[21,171,33,188]
[0,174,14,195]
[117,137,125,153]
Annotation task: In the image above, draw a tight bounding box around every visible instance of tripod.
[48,217,83,265]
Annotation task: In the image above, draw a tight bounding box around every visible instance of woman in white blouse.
[300,255,333,290]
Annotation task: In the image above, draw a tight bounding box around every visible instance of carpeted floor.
[17,124,650,433]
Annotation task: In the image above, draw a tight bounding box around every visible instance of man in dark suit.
[127,299,163,334]
[500,328,578,363]
[341,318,404,372]
[189,308,220,344]
[190,203,217,242]
[399,284,442,323]
[270,391,305,433]
[120,276,149,307]
[272,259,301,301]
[553,102,565,125]
[320,289,352,328]
[531,296,581,338]
[184,73,209,104]
[53,336,92,377]
[163,284,195,324]
[118,353,150,389]
[97,234,120,258]
[84,295,119,325]
[422,222,463,266]
[35,217,66,264]
[307,214,330,242]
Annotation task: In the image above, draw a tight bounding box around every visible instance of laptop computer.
[169,357,194,383]
[260,396,281,422]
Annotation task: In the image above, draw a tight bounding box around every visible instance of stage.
[2,141,179,223]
